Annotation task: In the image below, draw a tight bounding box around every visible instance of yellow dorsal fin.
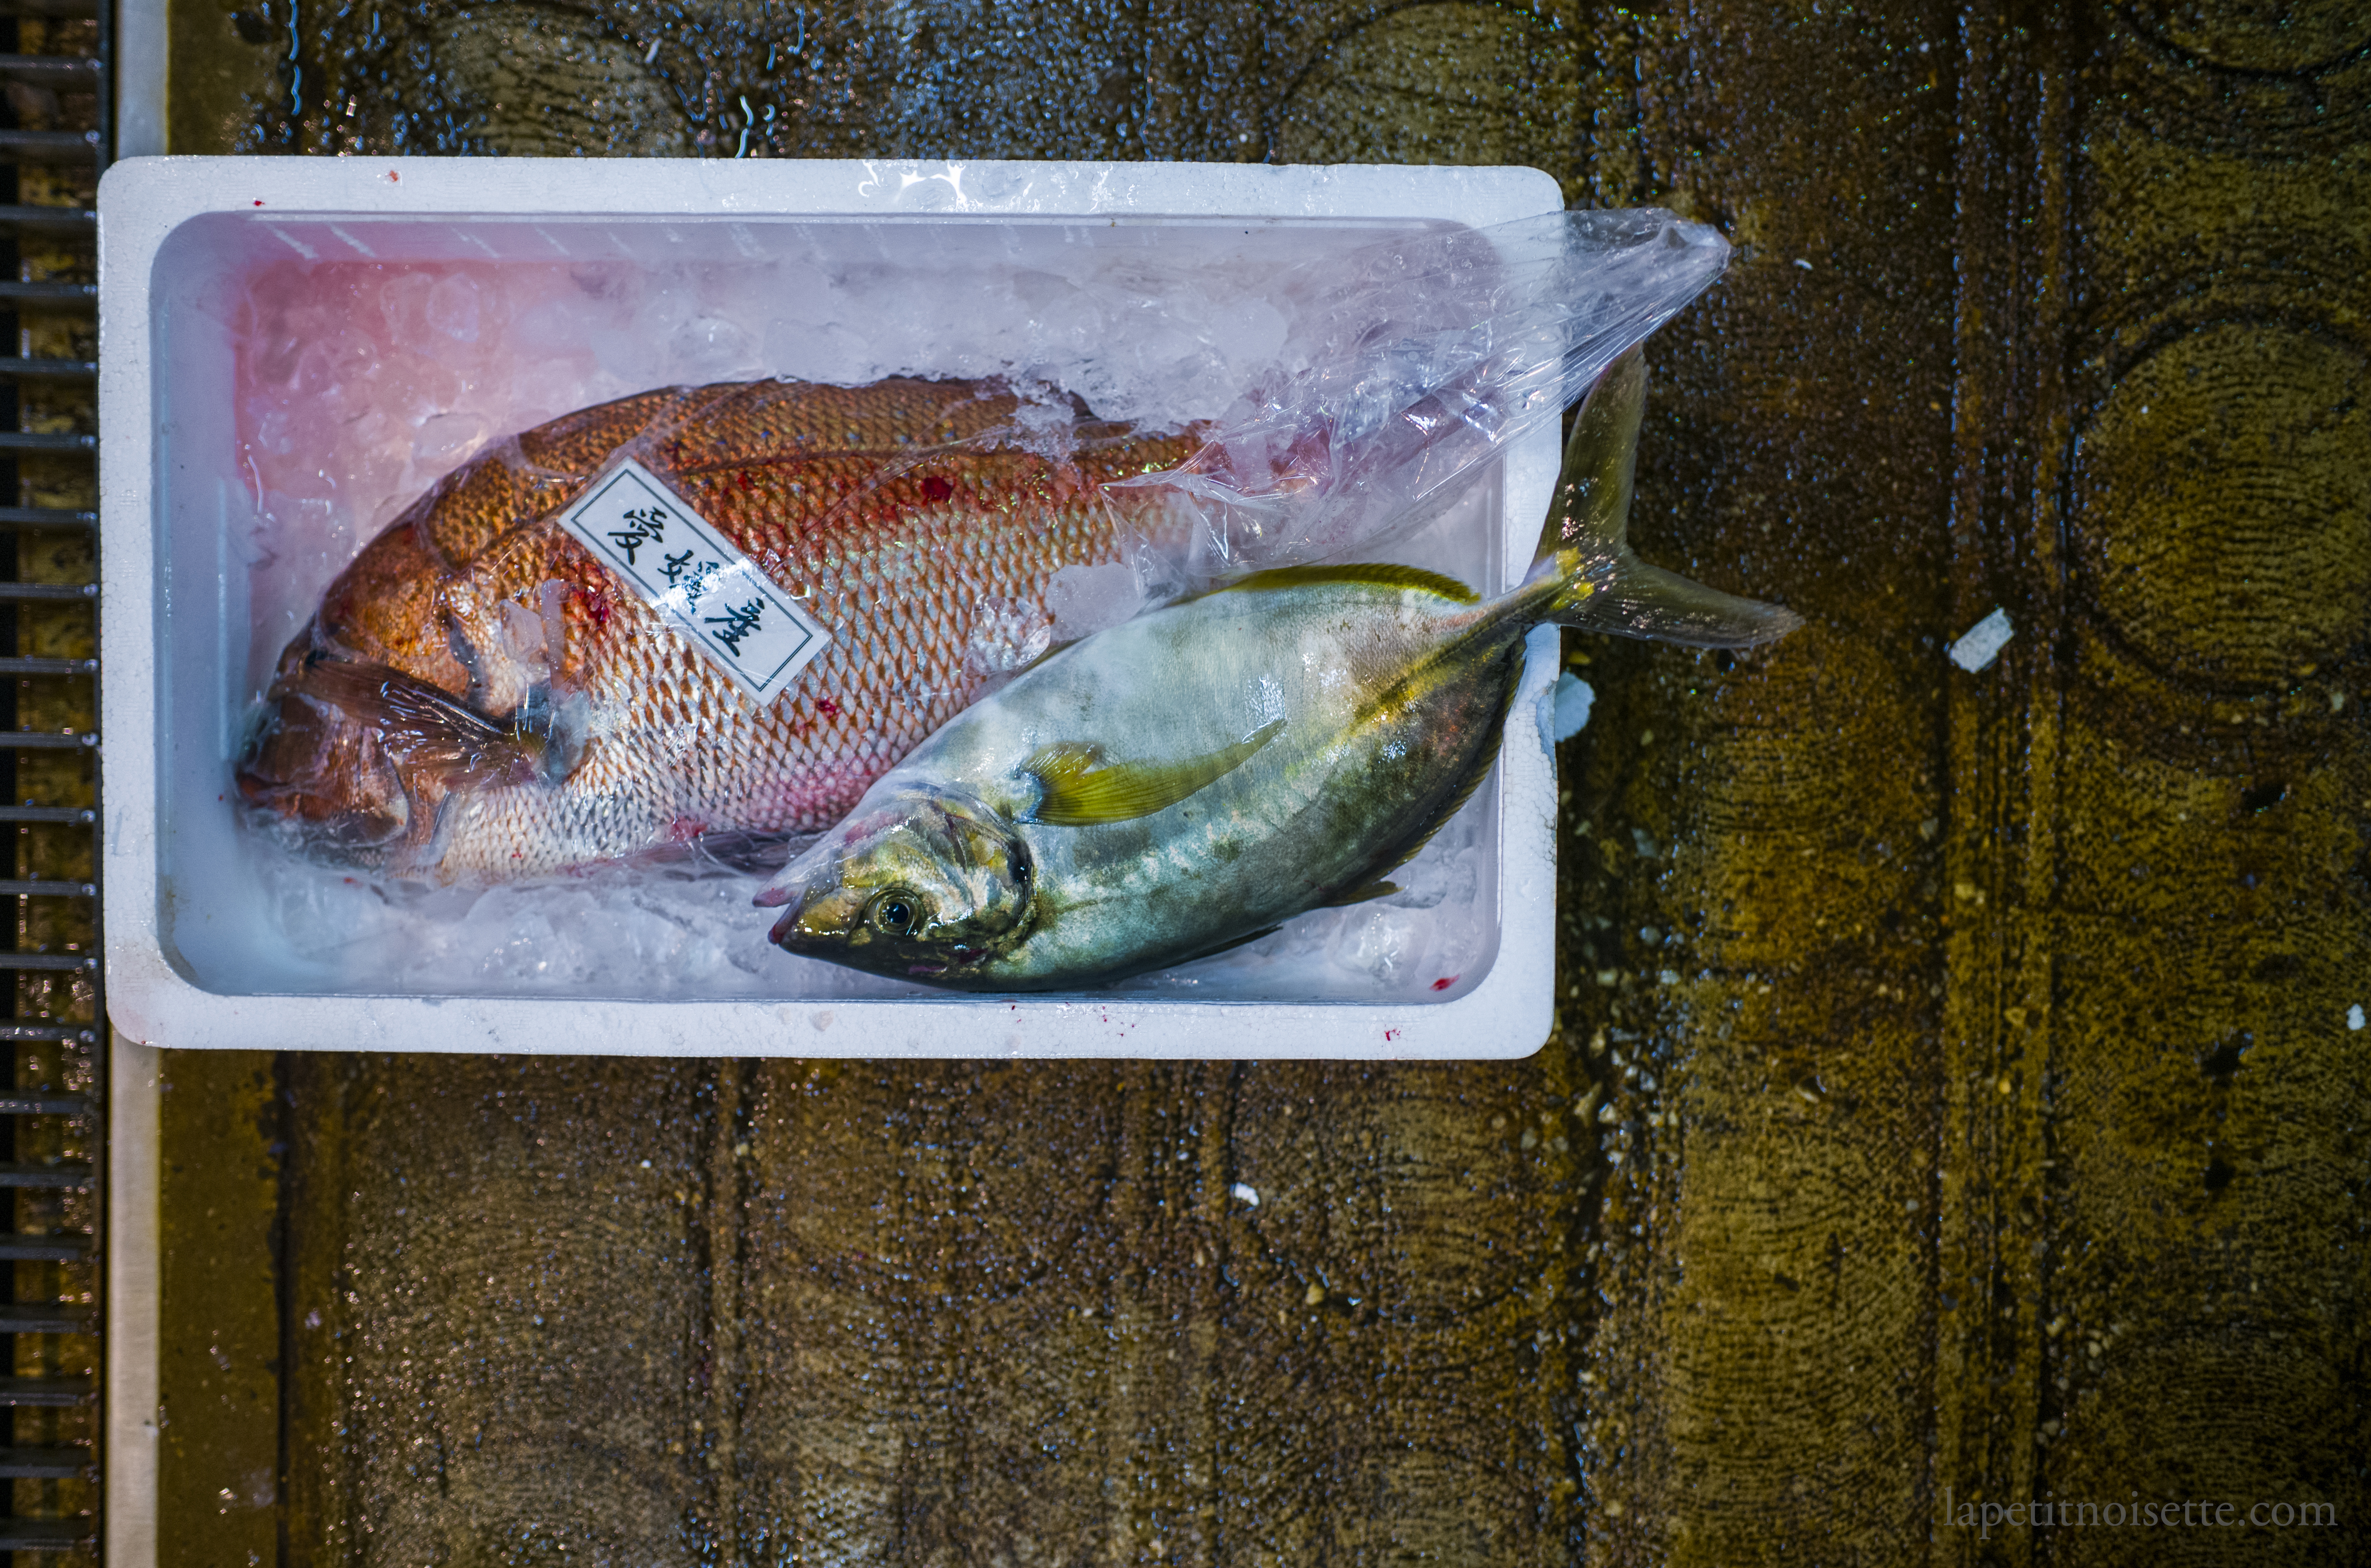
[1023,719,1285,827]
[1217,562,1478,604]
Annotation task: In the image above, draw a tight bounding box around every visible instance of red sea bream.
[236,377,1200,882]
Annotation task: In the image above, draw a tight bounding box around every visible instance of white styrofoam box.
[100,157,1564,1057]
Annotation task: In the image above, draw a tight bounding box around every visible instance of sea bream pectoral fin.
[1021,718,1287,827]
[289,654,561,790]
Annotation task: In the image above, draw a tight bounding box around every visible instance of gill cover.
[284,654,581,790]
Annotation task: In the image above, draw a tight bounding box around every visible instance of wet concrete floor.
[151,0,2368,1560]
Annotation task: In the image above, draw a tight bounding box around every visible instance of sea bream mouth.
[235,650,582,865]
[235,659,416,859]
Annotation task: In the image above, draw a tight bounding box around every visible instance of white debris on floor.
[1948,607,2015,672]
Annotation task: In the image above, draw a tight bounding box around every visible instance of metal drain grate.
[0,0,104,1557]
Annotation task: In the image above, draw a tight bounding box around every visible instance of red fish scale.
[276,378,1199,881]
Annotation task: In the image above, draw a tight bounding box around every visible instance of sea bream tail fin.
[1532,349,1801,649]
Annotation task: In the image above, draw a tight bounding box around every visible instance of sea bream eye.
[867,890,927,936]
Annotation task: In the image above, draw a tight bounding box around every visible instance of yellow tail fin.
[1535,349,1800,648]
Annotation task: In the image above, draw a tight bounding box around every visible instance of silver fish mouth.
[751,835,832,912]
[760,881,845,951]
[753,841,844,946]
[762,878,990,980]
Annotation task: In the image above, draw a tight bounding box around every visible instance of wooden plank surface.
[154,0,2367,1560]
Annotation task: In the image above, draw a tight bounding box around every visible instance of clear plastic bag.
[1120,208,1728,582]
[234,207,1728,943]
[563,208,1728,601]
[754,335,1793,995]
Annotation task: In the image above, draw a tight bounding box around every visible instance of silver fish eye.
[866,889,928,937]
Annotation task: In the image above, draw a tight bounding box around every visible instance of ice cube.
[424,273,484,344]
[1045,563,1146,641]
[1547,672,1594,741]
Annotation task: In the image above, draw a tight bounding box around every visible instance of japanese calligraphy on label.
[557,458,830,706]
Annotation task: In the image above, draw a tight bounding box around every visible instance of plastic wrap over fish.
[235,210,1728,889]
[1129,210,1730,578]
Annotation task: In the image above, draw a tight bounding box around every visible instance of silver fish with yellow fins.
[757,350,1800,989]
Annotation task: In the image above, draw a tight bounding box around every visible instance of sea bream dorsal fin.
[1022,719,1286,826]
[1216,562,1479,604]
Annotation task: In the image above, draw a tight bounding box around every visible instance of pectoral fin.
[1321,880,1401,908]
[1023,719,1285,827]
[294,655,550,790]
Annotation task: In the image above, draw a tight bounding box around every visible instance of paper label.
[558,458,830,706]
